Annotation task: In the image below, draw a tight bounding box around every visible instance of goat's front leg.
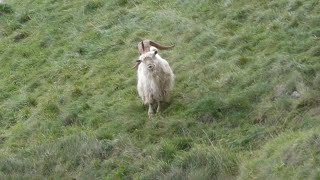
[156,101,161,114]
[148,103,155,119]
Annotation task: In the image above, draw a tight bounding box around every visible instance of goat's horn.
[138,41,150,54]
[132,60,142,69]
[149,40,175,50]
[138,40,175,54]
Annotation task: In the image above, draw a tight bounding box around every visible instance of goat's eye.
[136,60,142,63]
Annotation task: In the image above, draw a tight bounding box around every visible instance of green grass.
[0,0,319,179]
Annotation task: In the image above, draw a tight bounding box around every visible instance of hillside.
[0,0,319,179]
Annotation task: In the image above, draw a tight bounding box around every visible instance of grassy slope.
[0,0,319,179]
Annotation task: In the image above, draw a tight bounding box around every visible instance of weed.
[0,4,13,14]
[84,1,104,14]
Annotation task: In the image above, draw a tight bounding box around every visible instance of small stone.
[291,91,301,98]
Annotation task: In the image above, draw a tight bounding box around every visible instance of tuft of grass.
[12,31,29,42]
[145,145,239,180]
[0,4,13,14]
[84,1,104,14]
[19,16,31,24]
[239,129,320,180]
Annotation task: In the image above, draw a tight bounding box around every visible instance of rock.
[291,91,301,98]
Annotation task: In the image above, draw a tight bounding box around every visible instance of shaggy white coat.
[137,49,174,118]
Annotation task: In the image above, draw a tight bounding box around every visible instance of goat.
[137,49,175,118]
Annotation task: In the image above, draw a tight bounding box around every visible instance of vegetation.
[0,0,319,179]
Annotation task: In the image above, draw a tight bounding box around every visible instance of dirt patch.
[198,113,216,124]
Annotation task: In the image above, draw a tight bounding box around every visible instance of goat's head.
[138,50,158,71]
[133,40,173,69]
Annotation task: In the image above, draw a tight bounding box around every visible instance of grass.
[0,0,319,179]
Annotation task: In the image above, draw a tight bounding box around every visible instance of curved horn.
[149,40,175,50]
[132,60,142,69]
[138,40,175,54]
[138,41,145,55]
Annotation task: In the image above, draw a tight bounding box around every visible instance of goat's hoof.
[148,112,155,119]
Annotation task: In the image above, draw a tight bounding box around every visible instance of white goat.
[137,49,175,118]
